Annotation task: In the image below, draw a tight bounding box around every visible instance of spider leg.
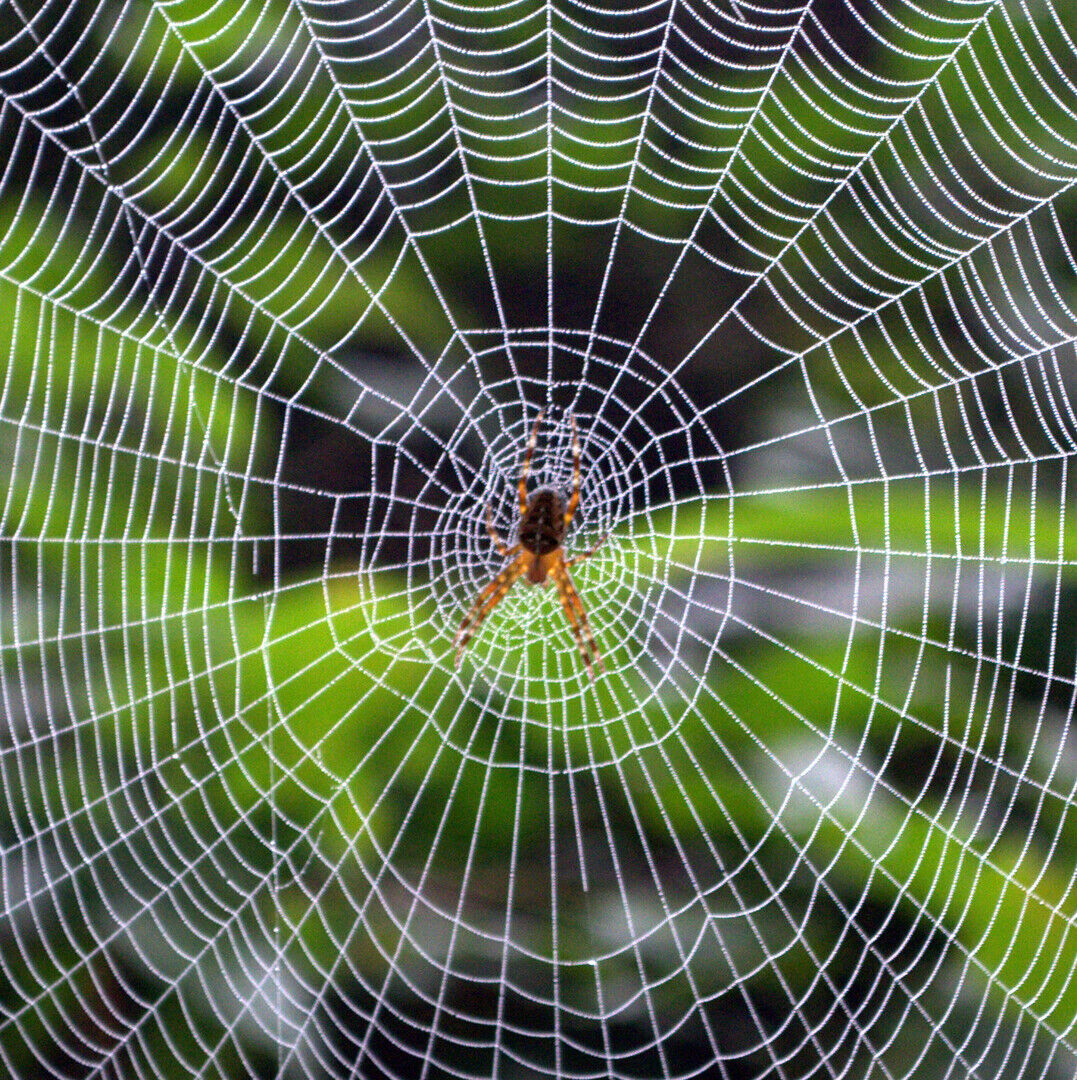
[454,548,526,666]
[549,555,605,678]
[519,408,545,515]
[485,503,513,557]
[563,412,580,527]
[565,530,608,568]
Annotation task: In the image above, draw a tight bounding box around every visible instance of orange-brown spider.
[453,410,607,677]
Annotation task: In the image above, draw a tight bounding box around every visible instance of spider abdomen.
[518,487,565,556]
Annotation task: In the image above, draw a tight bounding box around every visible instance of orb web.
[1,1,1077,1078]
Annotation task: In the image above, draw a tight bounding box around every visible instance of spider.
[453,410,608,678]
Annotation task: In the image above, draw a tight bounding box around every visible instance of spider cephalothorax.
[453,411,607,677]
